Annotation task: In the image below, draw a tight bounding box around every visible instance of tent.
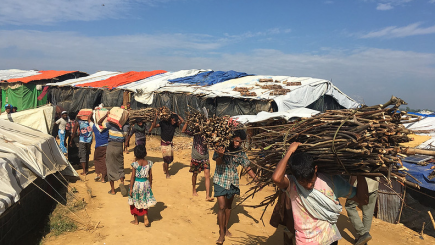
[0,105,56,134]
[0,118,77,215]
[1,70,88,112]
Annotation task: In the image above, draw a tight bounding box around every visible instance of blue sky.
[1,0,434,109]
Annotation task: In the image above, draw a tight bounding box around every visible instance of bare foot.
[216,234,225,244]
[193,192,198,196]
[166,174,171,179]
[80,172,87,176]
[144,215,150,227]
[225,230,232,237]
[206,197,214,202]
[130,220,138,225]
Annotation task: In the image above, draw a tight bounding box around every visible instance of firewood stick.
[428,211,435,232]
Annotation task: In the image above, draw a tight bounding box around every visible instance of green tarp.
[1,84,47,112]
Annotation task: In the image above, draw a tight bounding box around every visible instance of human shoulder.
[131,161,139,169]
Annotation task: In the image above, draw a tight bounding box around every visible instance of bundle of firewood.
[270,89,291,95]
[128,108,156,124]
[285,81,302,86]
[186,110,237,149]
[241,96,420,210]
[158,106,172,121]
[260,84,283,90]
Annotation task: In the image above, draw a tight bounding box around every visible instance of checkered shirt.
[213,150,250,190]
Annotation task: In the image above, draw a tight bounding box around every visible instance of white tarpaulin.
[0,105,55,134]
[46,71,121,87]
[404,117,435,149]
[233,108,320,124]
[152,75,359,111]
[0,119,78,214]
[0,69,40,81]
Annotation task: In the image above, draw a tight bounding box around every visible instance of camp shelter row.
[0,69,87,112]
[0,69,359,119]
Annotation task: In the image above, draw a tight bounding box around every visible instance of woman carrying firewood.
[272,142,370,245]
[213,130,257,245]
[181,118,213,201]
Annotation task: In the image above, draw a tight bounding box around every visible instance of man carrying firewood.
[149,111,184,179]
[272,142,370,245]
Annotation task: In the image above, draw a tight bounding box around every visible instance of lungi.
[94,145,107,177]
[106,141,125,181]
[161,140,173,164]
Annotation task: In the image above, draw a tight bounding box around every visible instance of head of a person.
[4,105,11,114]
[137,121,144,126]
[230,129,247,151]
[170,114,178,125]
[289,152,318,190]
[12,107,17,113]
[61,111,68,119]
[134,145,147,160]
[127,102,131,109]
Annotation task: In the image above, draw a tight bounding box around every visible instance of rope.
[6,162,88,224]
[1,135,88,214]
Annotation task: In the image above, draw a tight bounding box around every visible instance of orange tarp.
[75,70,167,89]
[6,70,78,83]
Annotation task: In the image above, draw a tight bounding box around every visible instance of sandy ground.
[41,135,435,245]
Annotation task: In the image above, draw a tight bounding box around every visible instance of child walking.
[128,145,157,227]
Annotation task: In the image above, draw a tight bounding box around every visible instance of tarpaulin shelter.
[48,69,208,114]
[0,118,78,244]
[47,69,359,121]
[127,73,359,120]
[0,105,56,134]
[0,70,88,112]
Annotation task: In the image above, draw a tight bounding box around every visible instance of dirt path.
[42,136,435,245]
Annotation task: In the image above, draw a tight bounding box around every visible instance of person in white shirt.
[55,111,69,154]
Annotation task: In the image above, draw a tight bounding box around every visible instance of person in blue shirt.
[3,104,12,115]
[70,115,93,175]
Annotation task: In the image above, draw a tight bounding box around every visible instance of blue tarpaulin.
[168,70,253,86]
[402,161,435,191]
[406,112,435,117]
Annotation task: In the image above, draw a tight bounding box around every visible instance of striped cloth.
[212,150,250,190]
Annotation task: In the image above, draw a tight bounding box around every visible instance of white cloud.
[370,0,414,10]
[360,22,435,38]
[224,28,291,40]
[376,3,393,10]
[0,0,171,25]
[0,30,434,108]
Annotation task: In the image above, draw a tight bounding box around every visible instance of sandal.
[108,190,116,195]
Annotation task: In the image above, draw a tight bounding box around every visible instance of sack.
[93,108,108,132]
[77,109,93,120]
[107,107,129,128]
